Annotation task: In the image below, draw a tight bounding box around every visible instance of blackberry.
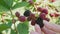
[36,17,44,28]
[44,18,50,22]
[15,12,20,17]
[54,13,60,17]
[31,19,36,26]
[42,8,48,14]
[18,16,26,22]
[50,13,55,17]
[24,10,31,17]
[29,13,36,20]
[37,7,43,12]
[29,0,34,5]
[39,13,46,20]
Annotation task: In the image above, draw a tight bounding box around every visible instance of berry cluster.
[24,10,44,28]
[37,7,60,21]
[15,7,60,28]
[14,0,60,29]
[15,10,44,28]
[37,7,50,21]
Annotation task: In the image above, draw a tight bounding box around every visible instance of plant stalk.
[10,8,18,34]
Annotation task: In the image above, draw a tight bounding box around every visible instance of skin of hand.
[30,24,42,34]
[43,20,60,33]
[41,26,56,34]
[30,24,56,34]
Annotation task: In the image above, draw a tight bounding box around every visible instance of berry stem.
[33,3,37,12]
[10,8,18,34]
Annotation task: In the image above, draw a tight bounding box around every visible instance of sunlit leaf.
[13,2,29,9]
[33,0,36,2]
[0,24,9,32]
[7,20,12,27]
[17,21,29,34]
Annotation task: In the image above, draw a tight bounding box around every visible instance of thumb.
[35,24,42,34]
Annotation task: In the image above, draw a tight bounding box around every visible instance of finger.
[43,20,60,33]
[35,24,42,34]
[30,31,39,34]
[41,26,56,34]
[43,20,52,30]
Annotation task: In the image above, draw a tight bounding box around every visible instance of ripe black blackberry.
[24,10,31,17]
[36,17,44,28]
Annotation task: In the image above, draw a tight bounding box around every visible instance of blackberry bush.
[0,0,60,34]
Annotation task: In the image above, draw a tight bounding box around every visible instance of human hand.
[30,24,42,34]
[30,20,57,34]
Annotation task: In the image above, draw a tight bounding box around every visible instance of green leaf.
[0,24,9,32]
[11,29,16,34]
[3,0,13,8]
[55,17,60,25]
[7,20,12,27]
[13,2,29,9]
[0,32,2,34]
[33,0,36,2]
[17,21,29,34]
[0,0,10,9]
[0,5,9,12]
[0,0,14,12]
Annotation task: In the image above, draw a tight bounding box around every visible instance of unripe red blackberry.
[24,10,31,17]
[42,8,48,14]
[36,17,44,28]
[31,19,36,26]
[15,12,20,17]
[50,0,55,2]
[54,13,60,17]
[39,13,46,20]
[50,13,55,17]
[44,18,50,22]
[29,13,36,20]
[18,16,26,22]
[37,7,43,12]
[29,0,34,5]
